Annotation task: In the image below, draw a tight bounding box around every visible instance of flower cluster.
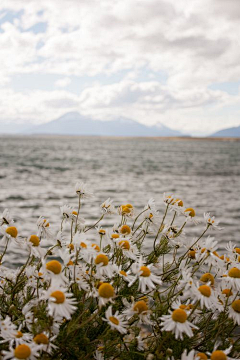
[0,183,239,360]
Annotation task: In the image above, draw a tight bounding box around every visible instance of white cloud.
[0,0,240,134]
[54,77,71,88]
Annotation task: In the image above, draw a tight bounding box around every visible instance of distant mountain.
[210,125,240,137]
[24,112,183,137]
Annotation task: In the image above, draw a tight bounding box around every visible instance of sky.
[0,0,240,136]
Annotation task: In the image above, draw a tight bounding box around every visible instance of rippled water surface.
[0,136,240,264]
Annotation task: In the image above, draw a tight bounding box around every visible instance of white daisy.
[228,298,240,325]
[94,253,117,279]
[180,349,196,360]
[190,282,219,310]
[41,259,68,285]
[103,306,128,334]
[123,298,152,325]
[100,198,115,214]
[222,266,240,291]
[37,216,53,240]
[33,332,57,354]
[128,257,162,292]
[97,282,115,307]
[0,209,14,226]
[204,212,223,230]
[41,285,77,320]
[75,181,94,199]
[2,342,42,360]
[160,308,198,340]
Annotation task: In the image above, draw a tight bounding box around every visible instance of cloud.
[0,0,240,134]
[54,77,71,88]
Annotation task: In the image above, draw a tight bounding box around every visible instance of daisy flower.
[163,193,175,205]
[228,298,240,325]
[103,306,128,334]
[41,285,77,320]
[196,236,223,268]
[37,216,53,240]
[118,204,134,217]
[33,332,57,354]
[117,238,138,260]
[2,342,42,360]
[204,212,223,230]
[0,209,14,226]
[26,235,46,258]
[128,257,162,292]
[180,349,195,360]
[160,308,198,340]
[190,282,219,310]
[75,181,94,199]
[100,198,115,214]
[222,266,240,291]
[41,259,68,285]
[207,345,233,360]
[184,207,199,225]
[97,283,115,307]
[123,298,152,325]
[94,253,117,279]
[60,205,85,228]
[0,225,18,245]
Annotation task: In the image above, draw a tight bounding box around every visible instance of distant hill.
[24,112,184,137]
[210,125,240,137]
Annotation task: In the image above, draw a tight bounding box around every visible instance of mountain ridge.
[210,125,240,137]
[23,112,184,137]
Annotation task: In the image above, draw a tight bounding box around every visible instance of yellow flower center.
[98,283,114,298]
[109,316,119,325]
[235,248,240,254]
[184,208,196,217]
[72,211,78,216]
[228,267,240,278]
[91,244,100,252]
[125,204,133,209]
[179,304,193,310]
[29,235,40,247]
[222,289,233,297]
[67,260,74,266]
[197,353,208,360]
[111,234,120,239]
[14,344,31,359]
[121,206,131,214]
[174,198,183,207]
[15,331,23,338]
[46,260,62,274]
[119,240,130,250]
[211,351,227,360]
[95,254,109,266]
[34,333,49,344]
[171,309,187,323]
[120,270,127,276]
[120,225,131,235]
[68,243,74,250]
[6,226,18,238]
[232,299,240,313]
[99,229,106,235]
[38,272,43,277]
[188,250,196,259]
[198,285,211,297]
[200,273,215,285]
[140,266,151,277]
[80,242,87,248]
[50,290,65,304]
[133,300,148,313]
[43,219,50,227]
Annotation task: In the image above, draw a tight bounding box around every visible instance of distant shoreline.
[0,134,240,141]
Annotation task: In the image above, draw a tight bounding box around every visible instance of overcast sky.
[1,0,240,135]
